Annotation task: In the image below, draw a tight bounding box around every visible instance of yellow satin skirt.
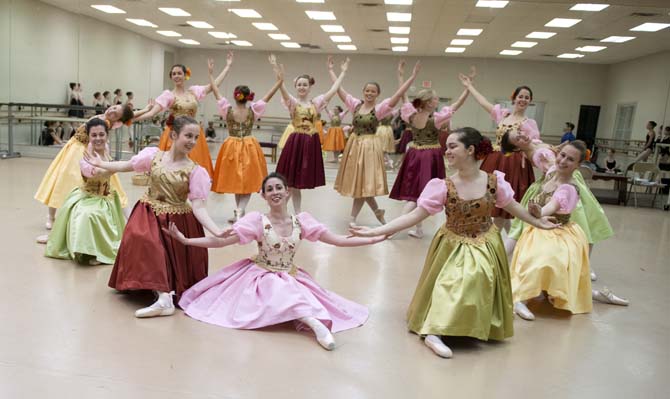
[158,126,213,177]
[278,123,294,149]
[34,138,127,209]
[376,125,396,153]
[212,136,268,194]
[511,222,592,314]
[334,134,388,198]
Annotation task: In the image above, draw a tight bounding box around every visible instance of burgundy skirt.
[480,151,535,219]
[390,147,446,202]
[109,201,208,300]
[395,129,413,154]
[275,133,325,189]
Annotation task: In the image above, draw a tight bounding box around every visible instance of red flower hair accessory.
[124,119,133,127]
[246,92,255,101]
[234,88,245,101]
[475,139,493,160]
[185,67,191,80]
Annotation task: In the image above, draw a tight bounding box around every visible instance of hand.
[411,60,421,77]
[216,227,237,238]
[208,58,215,75]
[340,57,350,72]
[268,53,277,66]
[528,202,542,218]
[226,51,234,66]
[397,60,405,78]
[273,63,285,81]
[468,66,477,81]
[348,225,379,237]
[82,150,103,167]
[458,73,472,88]
[162,222,187,243]
[326,55,334,70]
[146,98,155,109]
[536,216,558,230]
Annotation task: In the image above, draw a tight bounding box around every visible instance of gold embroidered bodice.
[380,115,393,127]
[442,174,497,240]
[140,151,196,215]
[531,181,578,225]
[252,215,302,275]
[352,103,379,136]
[170,91,199,118]
[410,117,440,147]
[494,117,527,151]
[331,114,342,127]
[226,107,255,138]
[291,103,318,135]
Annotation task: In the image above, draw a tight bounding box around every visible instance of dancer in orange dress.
[323,105,348,162]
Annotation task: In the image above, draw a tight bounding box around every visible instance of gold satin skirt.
[334,134,388,198]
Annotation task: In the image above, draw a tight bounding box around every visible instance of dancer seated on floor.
[163,172,386,351]
[350,128,557,359]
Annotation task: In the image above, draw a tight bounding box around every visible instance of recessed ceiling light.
[570,3,609,12]
[526,31,556,39]
[338,44,357,50]
[392,46,408,52]
[252,22,278,30]
[179,39,200,45]
[385,0,413,4]
[157,30,182,37]
[451,39,473,45]
[500,50,522,55]
[476,1,508,8]
[281,42,301,48]
[545,18,581,28]
[305,11,336,20]
[512,41,537,48]
[601,35,635,43]
[576,45,606,52]
[296,0,325,3]
[158,8,191,17]
[387,12,412,22]
[630,22,670,32]
[231,40,253,46]
[457,28,483,36]
[91,5,125,14]
[445,47,466,53]
[269,33,291,40]
[389,26,411,34]
[390,37,410,44]
[187,21,214,29]
[321,24,345,32]
[330,35,352,43]
[557,53,585,58]
[126,19,157,28]
[209,31,237,39]
[229,9,262,18]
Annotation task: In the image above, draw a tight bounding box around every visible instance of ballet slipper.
[424,335,452,358]
[592,287,629,306]
[88,259,102,266]
[36,234,49,244]
[514,302,535,321]
[299,317,336,350]
[373,208,386,225]
[590,269,597,281]
[45,215,54,230]
[135,291,175,318]
[408,228,424,239]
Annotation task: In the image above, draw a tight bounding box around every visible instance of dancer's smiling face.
[362,83,380,103]
[556,144,582,174]
[104,104,122,121]
[88,125,108,153]
[262,177,290,208]
[171,123,199,155]
[444,133,474,168]
[512,89,532,111]
[295,78,311,97]
[171,66,185,84]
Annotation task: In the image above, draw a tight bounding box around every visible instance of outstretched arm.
[321,58,350,103]
[397,60,410,103]
[350,207,431,237]
[459,73,493,114]
[387,61,421,108]
[191,199,224,236]
[132,98,155,119]
[503,200,557,229]
[162,222,240,248]
[203,51,234,95]
[318,230,386,247]
[261,61,284,103]
[208,59,222,101]
[82,151,134,172]
[327,56,350,103]
[131,102,163,122]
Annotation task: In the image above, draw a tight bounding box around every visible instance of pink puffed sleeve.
[280,94,298,112]
[417,178,447,215]
[155,90,174,111]
[216,97,231,116]
[311,95,328,112]
[374,98,394,120]
[494,171,515,208]
[434,106,454,129]
[552,184,579,214]
[250,100,267,118]
[188,166,212,201]
[188,85,208,101]
[531,147,556,173]
[520,118,540,140]
[79,159,96,178]
[344,93,362,113]
[400,102,417,123]
[490,104,508,124]
[130,147,159,173]
[297,212,329,242]
[232,212,264,245]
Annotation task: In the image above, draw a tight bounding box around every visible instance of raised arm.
[450,88,469,113]
[202,51,233,95]
[191,199,224,236]
[269,54,292,107]
[350,206,431,237]
[321,58,350,103]
[459,73,493,114]
[387,61,421,108]
[261,61,284,103]
[162,222,240,248]
[208,59,222,101]
[397,60,410,103]
[327,56,350,104]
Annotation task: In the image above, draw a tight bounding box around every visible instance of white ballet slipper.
[408,229,424,239]
[299,317,336,350]
[424,335,452,358]
[88,259,102,266]
[135,291,175,318]
[592,287,629,306]
[45,216,54,230]
[36,234,49,244]
[590,269,597,281]
[373,208,386,225]
[514,302,535,321]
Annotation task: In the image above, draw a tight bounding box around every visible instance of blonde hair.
[412,89,437,109]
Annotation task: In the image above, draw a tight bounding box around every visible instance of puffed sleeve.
[494,171,515,208]
[232,211,264,245]
[417,178,447,215]
[344,93,362,113]
[374,98,394,120]
[216,97,231,117]
[130,147,159,173]
[188,166,212,201]
[155,90,174,111]
[250,100,267,118]
[490,104,508,124]
[297,212,329,242]
[280,94,298,112]
[520,118,540,140]
[531,147,556,173]
[188,85,208,101]
[433,106,454,129]
[552,184,579,214]
[400,101,417,124]
[312,95,328,112]
[79,159,96,178]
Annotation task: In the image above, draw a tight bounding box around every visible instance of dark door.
[577,105,601,157]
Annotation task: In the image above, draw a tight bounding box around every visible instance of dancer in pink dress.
[165,172,385,350]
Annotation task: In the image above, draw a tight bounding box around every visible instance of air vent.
[375,47,391,51]
[177,23,190,27]
[540,54,557,57]
[358,2,382,7]
[368,28,386,33]
[576,37,600,41]
[299,43,321,49]
[630,12,661,17]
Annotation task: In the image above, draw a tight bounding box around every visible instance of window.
[493,100,545,131]
[613,103,636,141]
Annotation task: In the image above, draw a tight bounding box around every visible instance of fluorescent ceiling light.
[387,12,412,22]
[330,35,352,43]
[305,11,336,20]
[158,8,190,17]
[389,26,410,34]
[157,30,182,37]
[457,28,483,36]
[445,47,466,53]
[281,42,301,48]
[268,33,291,40]
[126,19,157,28]
[391,37,410,44]
[252,22,278,30]
[91,5,125,14]
[476,1,508,8]
[229,9,262,18]
[338,44,357,50]
[601,35,635,43]
[526,31,556,39]
[385,0,413,4]
[630,23,670,32]
[187,21,214,29]
[570,3,609,11]
[209,31,237,39]
[557,53,585,58]
[231,40,253,46]
[321,24,344,32]
[500,49,522,55]
[392,46,408,52]
[576,45,606,52]
[512,41,537,48]
[451,39,473,45]
[545,18,581,28]
[179,39,200,45]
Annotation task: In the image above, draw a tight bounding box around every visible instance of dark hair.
[511,85,533,102]
[103,91,110,97]
[500,132,519,154]
[453,127,493,160]
[294,74,315,86]
[114,89,122,95]
[86,118,109,134]
[126,91,133,97]
[334,105,343,113]
[566,122,575,130]
[93,92,101,98]
[69,82,76,90]
[233,85,252,104]
[261,172,289,193]
[363,82,381,94]
[649,121,657,128]
[172,116,199,135]
[565,139,587,162]
[119,104,134,123]
[664,126,670,132]
[171,64,187,76]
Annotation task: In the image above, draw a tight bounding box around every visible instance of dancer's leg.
[46,207,56,230]
[365,197,386,224]
[135,291,175,318]
[350,198,366,226]
[298,316,335,350]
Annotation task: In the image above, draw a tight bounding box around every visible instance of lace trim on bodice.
[252,215,301,275]
[442,174,497,240]
[141,151,196,215]
[352,103,379,135]
[226,106,255,138]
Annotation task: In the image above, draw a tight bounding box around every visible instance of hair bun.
[475,137,493,160]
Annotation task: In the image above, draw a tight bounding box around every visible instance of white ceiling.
[40,0,670,64]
